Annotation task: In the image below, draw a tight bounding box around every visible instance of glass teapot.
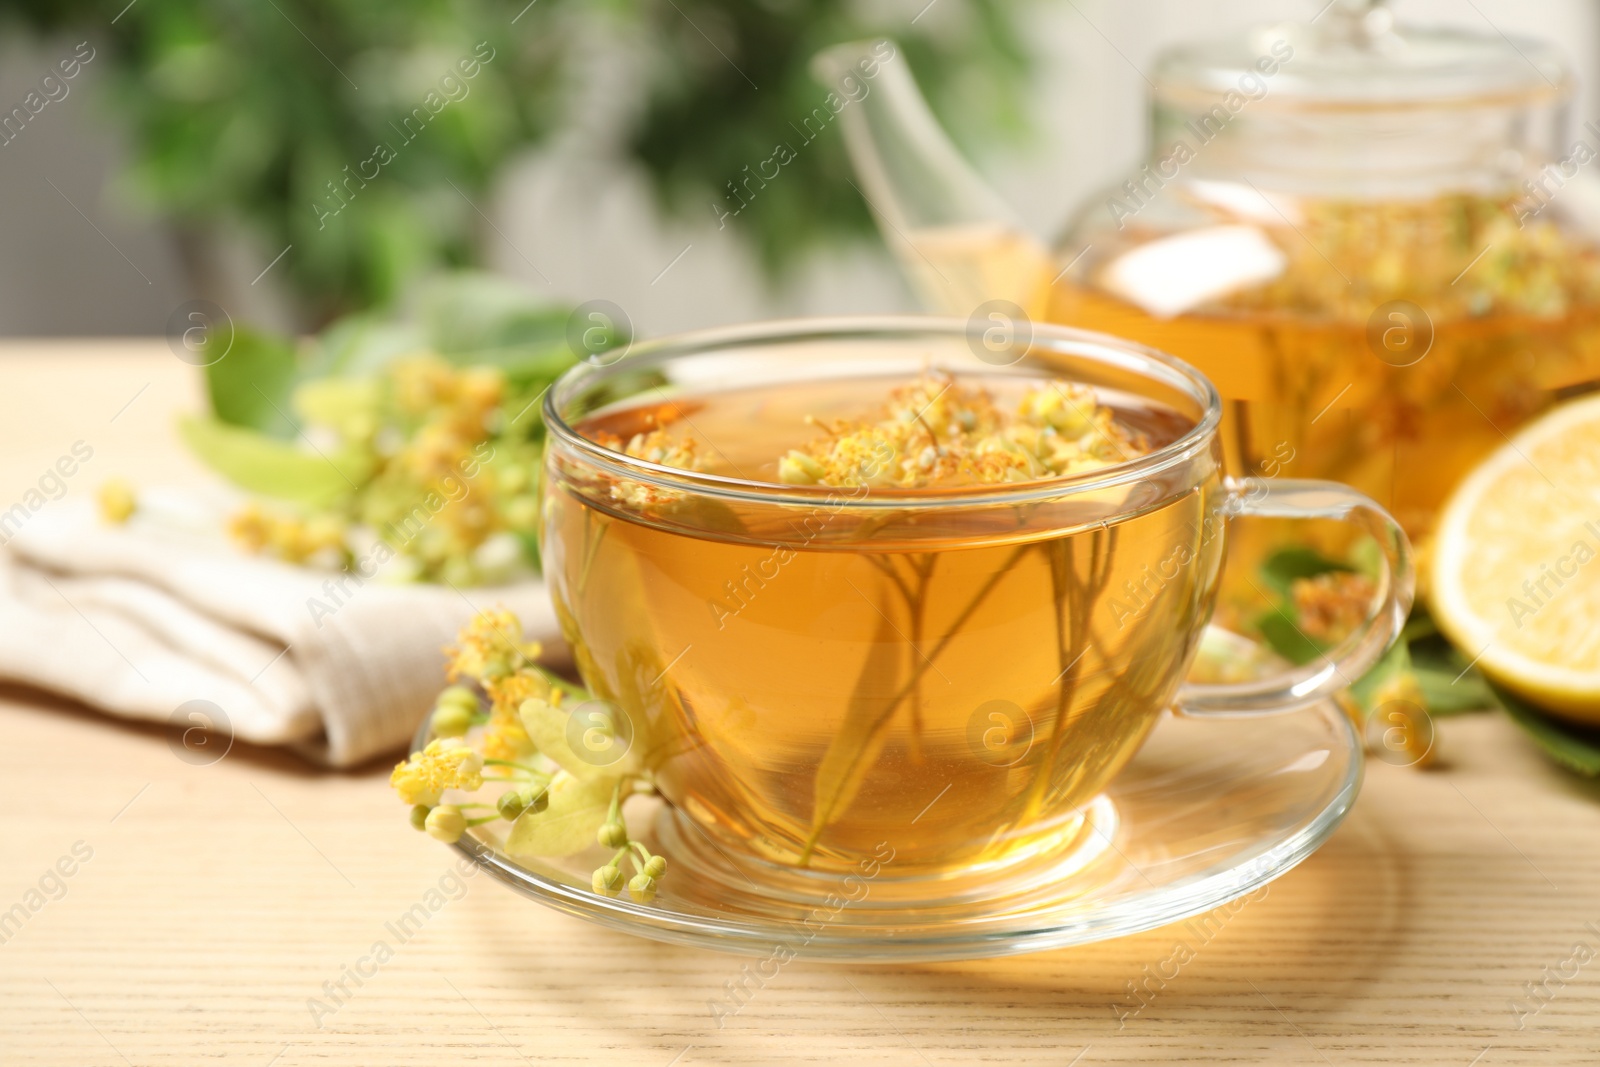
[819,0,1600,577]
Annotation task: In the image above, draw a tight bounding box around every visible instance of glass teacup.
[541,317,1411,897]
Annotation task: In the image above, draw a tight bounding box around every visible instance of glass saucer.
[421,684,1362,963]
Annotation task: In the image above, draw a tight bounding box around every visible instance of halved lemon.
[1432,393,1600,724]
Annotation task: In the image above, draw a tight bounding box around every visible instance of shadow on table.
[453,799,1413,1055]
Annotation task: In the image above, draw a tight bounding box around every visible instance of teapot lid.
[1154,0,1569,111]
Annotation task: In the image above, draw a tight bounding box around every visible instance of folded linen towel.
[0,492,560,767]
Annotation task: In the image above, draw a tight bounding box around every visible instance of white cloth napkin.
[0,493,560,767]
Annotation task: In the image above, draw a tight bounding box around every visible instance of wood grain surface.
[2,345,1597,1066]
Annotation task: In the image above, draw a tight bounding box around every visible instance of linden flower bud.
[431,703,475,738]
[425,806,467,843]
[437,686,480,714]
[409,804,431,831]
[642,855,667,879]
[497,784,549,821]
[627,872,658,903]
[777,450,825,485]
[522,784,551,815]
[597,819,628,849]
[592,864,624,896]
[497,790,528,821]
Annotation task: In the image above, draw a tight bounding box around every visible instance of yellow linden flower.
[771,373,1150,490]
[299,513,348,556]
[389,738,485,806]
[227,502,273,553]
[482,706,534,763]
[405,422,476,482]
[445,608,542,683]
[1018,382,1097,436]
[456,367,504,421]
[623,428,702,470]
[592,428,711,509]
[392,355,458,415]
[98,479,137,524]
[479,669,558,762]
[486,669,553,714]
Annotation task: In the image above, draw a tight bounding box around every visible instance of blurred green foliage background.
[5,0,1029,324]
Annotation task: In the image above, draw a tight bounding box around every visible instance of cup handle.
[1176,477,1415,718]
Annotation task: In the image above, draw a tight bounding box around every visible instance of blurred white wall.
[0,0,1595,337]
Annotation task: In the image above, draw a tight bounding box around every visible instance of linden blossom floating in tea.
[592,373,1154,490]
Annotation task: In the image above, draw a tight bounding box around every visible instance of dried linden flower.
[591,427,711,509]
[776,373,1150,489]
[1292,571,1377,645]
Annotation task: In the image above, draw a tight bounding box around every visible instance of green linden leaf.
[203,327,300,438]
[802,609,904,861]
[1257,545,1354,600]
[306,313,426,379]
[446,342,578,385]
[1413,663,1496,715]
[518,697,638,781]
[1348,640,1411,715]
[1408,631,1496,716]
[1492,682,1600,778]
[178,416,366,507]
[1254,610,1326,667]
[503,773,617,858]
[419,272,574,355]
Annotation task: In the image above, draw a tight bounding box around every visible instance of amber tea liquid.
[544,375,1224,874]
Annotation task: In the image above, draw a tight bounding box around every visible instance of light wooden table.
[4,344,1598,1066]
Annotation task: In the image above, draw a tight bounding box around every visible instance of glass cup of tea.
[540,316,1412,904]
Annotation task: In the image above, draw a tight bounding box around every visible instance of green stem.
[576,510,612,600]
[484,758,545,774]
[906,554,937,763]
[864,553,938,762]
[606,780,624,822]
[1021,525,1119,819]
[799,543,1030,865]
